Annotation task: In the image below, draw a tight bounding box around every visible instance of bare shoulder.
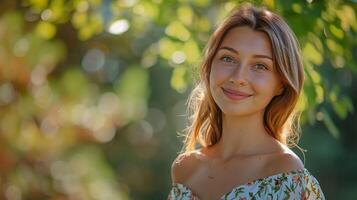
[265,146,305,174]
[170,150,203,184]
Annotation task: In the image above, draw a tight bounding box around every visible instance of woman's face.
[209,26,284,117]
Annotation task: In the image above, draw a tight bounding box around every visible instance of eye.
[254,63,268,70]
[219,56,235,63]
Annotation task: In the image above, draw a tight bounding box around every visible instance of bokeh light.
[108,19,130,35]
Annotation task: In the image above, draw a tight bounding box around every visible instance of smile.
[221,88,252,101]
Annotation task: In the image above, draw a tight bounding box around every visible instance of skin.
[171,26,304,200]
[208,25,285,162]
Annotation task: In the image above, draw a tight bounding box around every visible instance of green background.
[0,0,356,199]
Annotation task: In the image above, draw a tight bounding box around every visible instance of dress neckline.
[172,168,308,200]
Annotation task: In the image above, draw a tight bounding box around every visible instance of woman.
[167,3,326,200]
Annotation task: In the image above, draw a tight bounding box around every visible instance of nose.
[229,63,248,86]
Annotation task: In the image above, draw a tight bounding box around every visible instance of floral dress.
[167,168,325,200]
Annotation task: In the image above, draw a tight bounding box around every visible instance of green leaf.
[171,67,188,93]
[321,108,340,139]
[35,21,57,39]
[303,43,323,65]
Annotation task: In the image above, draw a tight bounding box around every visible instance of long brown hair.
[180,4,305,155]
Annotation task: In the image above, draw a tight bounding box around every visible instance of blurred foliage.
[0,0,356,199]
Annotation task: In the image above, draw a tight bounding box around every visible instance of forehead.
[219,26,272,57]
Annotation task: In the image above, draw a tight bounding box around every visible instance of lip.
[221,87,252,100]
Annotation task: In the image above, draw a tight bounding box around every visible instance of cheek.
[253,75,280,96]
[210,64,232,85]
[253,75,269,86]
[210,65,225,97]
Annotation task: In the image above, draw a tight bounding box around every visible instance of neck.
[212,110,276,162]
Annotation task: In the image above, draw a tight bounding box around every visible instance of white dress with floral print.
[167,168,325,200]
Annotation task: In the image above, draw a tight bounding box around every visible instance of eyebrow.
[218,46,273,60]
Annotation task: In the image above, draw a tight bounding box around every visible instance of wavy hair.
[180,4,305,155]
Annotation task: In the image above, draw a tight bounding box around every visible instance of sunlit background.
[0,0,356,199]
